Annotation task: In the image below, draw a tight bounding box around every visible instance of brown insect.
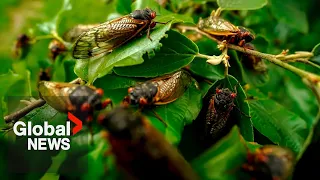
[98,106,199,180]
[72,8,162,59]
[38,81,112,124]
[38,68,52,82]
[122,70,192,125]
[124,70,192,107]
[242,145,295,180]
[13,34,31,58]
[241,43,268,73]
[197,16,255,47]
[48,39,67,60]
[204,86,238,142]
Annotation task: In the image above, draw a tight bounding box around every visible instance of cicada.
[48,39,67,60]
[38,81,112,123]
[242,145,295,180]
[72,8,159,59]
[13,34,31,58]
[123,70,192,125]
[98,106,199,180]
[204,86,238,141]
[241,43,268,73]
[197,16,255,47]
[124,70,192,107]
[63,24,99,43]
[38,68,52,82]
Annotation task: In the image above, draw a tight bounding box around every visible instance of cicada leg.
[101,98,113,109]
[86,115,94,145]
[151,109,168,127]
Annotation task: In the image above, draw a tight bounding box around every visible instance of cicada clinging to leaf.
[72,8,162,59]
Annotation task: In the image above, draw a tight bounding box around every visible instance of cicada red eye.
[96,88,104,96]
[128,87,134,94]
[150,11,156,19]
[230,93,237,98]
[216,88,222,94]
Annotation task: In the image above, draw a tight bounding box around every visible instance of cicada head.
[69,86,104,112]
[242,43,268,73]
[13,34,31,58]
[127,82,158,106]
[48,39,67,60]
[98,106,144,139]
[238,26,255,44]
[214,88,236,110]
[130,8,156,21]
[243,145,295,180]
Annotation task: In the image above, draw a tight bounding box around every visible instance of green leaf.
[202,75,254,141]
[114,30,198,77]
[115,0,132,14]
[270,0,309,34]
[311,42,320,64]
[94,73,141,90]
[0,71,22,97]
[57,0,113,37]
[217,0,267,10]
[94,73,202,145]
[188,37,225,81]
[133,0,194,23]
[149,81,202,145]
[246,88,309,154]
[192,126,248,180]
[74,22,172,83]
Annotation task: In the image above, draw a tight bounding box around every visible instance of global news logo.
[12,112,83,151]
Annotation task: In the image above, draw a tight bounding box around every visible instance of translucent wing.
[72,16,149,59]
[154,70,192,105]
[38,81,78,112]
[198,16,239,36]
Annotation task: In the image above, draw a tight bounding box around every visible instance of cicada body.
[48,39,67,60]
[242,145,295,180]
[38,68,52,82]
[38,81,112,123]
[98,106,199,180]
[204,87,237,140]
[72,8,158,59]
[13,34,31,58]
[197,16,255,46]
[124,70,193,107]
[241,43,268,73]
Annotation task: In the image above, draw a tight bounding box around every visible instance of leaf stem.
[175,25,320,84]
[195,53,214,59]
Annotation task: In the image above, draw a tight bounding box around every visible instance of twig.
[175,25,320,84]
[4,99,46,123]
[3,78,82,123]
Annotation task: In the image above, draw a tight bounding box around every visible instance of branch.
[4,99,46,123]
[3,78,83,123]
[176,25,320,84]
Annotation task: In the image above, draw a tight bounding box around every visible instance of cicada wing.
[38,81,77,112]
[72,16,149,59]
[198,16,239,36]
[154,70,192,105]
[63,24,99,43]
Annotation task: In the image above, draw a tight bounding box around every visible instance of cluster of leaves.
[1,0,320,179]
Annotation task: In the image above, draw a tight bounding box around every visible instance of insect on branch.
[3,78,83,124]
[175,24,320,85]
